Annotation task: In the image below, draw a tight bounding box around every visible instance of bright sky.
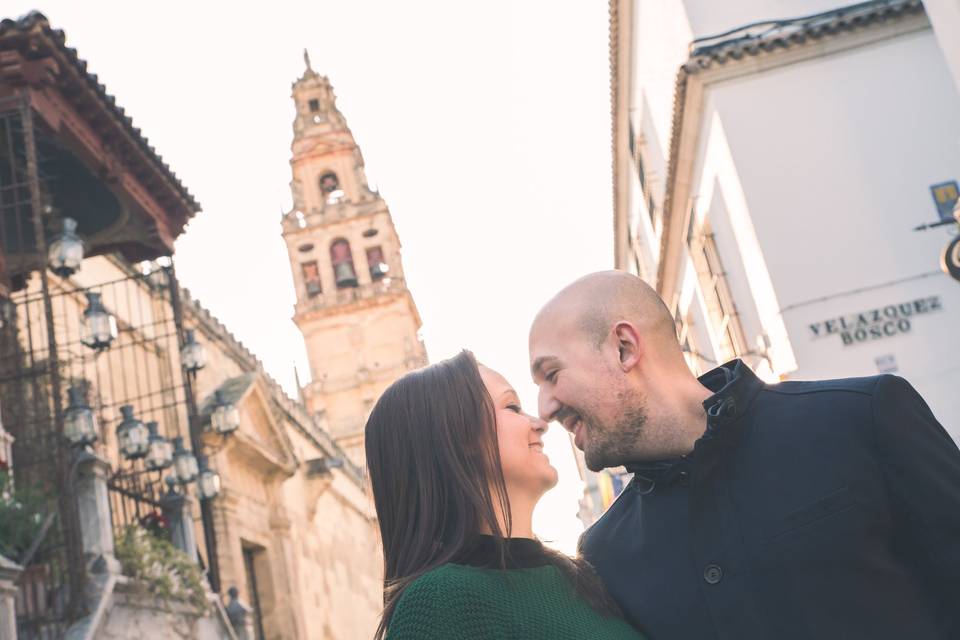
[10,1,613,553]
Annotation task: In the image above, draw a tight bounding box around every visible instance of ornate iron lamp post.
[144,422,174,472]
[80,292,118,351]
[48,217,85,277]
[172,436,199,484]
[116,405,150,460]
[210,391,240,436]
[196,455,221,500]
[63,386,98,447]
[180,329,207,372]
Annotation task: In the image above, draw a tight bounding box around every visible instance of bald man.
[529,271,960,640]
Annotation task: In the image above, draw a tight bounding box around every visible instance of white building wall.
[628,1,871,191]
[632,1,692,170]
[693,27,960,435]
[923,0,960,92]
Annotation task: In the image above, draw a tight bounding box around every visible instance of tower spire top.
[303,48,313,73]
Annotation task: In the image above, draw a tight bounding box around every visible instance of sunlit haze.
[8,1,613,552]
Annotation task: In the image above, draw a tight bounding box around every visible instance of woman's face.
[479,365,559,499]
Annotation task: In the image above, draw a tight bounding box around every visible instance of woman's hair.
[365,350,622,639]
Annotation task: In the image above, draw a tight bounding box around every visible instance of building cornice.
[655,0,927,305]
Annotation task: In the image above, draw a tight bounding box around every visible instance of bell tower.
[282,52,428,466]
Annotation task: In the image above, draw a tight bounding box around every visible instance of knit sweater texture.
[386,563,646,639]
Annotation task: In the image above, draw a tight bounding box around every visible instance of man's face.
[529,318,648,472]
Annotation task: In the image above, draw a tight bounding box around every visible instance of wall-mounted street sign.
[943,235,960,283]
[930,181,959,222]
[809,296,942,346]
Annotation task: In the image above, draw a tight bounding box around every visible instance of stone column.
[160,478,199,562]
[0,554,22,640]
[74,448,120,575]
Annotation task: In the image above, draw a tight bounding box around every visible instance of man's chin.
[584,450,616,473]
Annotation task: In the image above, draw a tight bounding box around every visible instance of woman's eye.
[506,404,522,413]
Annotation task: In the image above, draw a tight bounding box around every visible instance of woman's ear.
[612,321,642,372]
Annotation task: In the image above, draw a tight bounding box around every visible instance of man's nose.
[529,416,549,435]
[538,387,559,423]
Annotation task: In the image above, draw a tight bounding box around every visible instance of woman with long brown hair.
[365,350,645,639]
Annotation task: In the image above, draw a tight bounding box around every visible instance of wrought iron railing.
[0,97,88,638]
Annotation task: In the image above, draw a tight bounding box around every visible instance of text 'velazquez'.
[808,296,942,346]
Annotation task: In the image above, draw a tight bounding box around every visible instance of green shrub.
[115,523,208,612]
[0,467,51,561]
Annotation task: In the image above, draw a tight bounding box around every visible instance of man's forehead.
[530,306,578,343]
[529,330,579,376]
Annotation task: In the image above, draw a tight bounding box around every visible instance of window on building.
[319,172,339,194]
[330,239,358,289]
[687,222,748,362]
[308,98,320,112]
[365,246,389,281]
[629,121,646,192]
[301,261,322,298]
[636,149,646,192]
[319,172,344,204]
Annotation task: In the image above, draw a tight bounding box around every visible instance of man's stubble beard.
[583,391,648,472]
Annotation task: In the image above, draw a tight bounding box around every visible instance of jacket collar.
[625,359,764,484]
[699,358,764,428]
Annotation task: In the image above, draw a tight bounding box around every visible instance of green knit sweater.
[386,563,646,640]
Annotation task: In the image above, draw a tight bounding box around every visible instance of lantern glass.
[172,437,199,484]
[211,391,240,435]
[181,330,206,372]
[48,217,85,277]
[146,263,169,289]
[116,405,149,460]
[196,457,221,499]
[64,387,98,447]
[144,422,174,471]
[80,293,118,351]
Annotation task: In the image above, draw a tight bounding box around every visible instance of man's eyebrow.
[530,356,557,379]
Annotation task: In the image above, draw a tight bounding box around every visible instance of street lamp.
[144,422,174,471]
[210,390,240,436]
[80,292,118,351]
[64,386,98,447]
[196,455,221,500]
[48,217,85,278]
[116,405,149,460]
[172,436,199,484]
[180,330,206,372]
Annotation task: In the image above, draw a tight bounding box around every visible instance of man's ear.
[612,321,642,372]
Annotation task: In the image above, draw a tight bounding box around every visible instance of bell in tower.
[281,53,428,466]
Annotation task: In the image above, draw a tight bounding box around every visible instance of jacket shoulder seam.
[762,384,876,398]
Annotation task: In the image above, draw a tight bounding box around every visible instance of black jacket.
[581,360,960,640]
